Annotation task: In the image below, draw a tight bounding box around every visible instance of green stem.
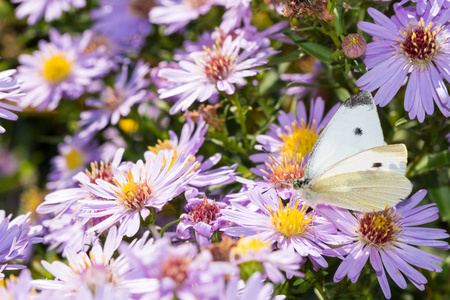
[314,281,328,300]
[160,218,184,237]
[319,19,342,49]
[406,120,438,177]
[231,94,250,151]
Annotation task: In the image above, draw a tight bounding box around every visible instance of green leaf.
[297,41,334,64]
[411,150,450,176]
[333,3,343,36]
[428,186,450,224]
[394,117,408,127]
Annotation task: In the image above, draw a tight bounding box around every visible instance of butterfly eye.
[292,179,301,190]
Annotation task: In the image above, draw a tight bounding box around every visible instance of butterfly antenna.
[261,147,295,181]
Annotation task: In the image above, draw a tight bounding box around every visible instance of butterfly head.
[292,178,310,190]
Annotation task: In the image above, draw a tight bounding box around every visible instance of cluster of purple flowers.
[0,0,448,299]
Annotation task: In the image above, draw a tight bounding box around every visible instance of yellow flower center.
[262,151,305,189]
[114,171,152,211]
[267,200,313,238]
[358,206,402,248]
[43,55,72,83]
[65,148,84,170]
[20,186,45,223]
[278,119,318,159]
[147,140,199,172]
[118,118,139,134]
[232,237,270,257]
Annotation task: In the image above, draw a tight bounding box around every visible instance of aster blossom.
[0,269,34,299]
[33,226,158,297]
[17,29,110,111]
[11,0,86,25]
[91,0,153,53]
[0,211,43,278]
[176,194,230,246]
[248,97,339,198]
[79,61,151,137]
[78,150,198,239]
[221,188,337,271]
[231,236,304,283]
[145,115,237,190]
[124,236,237,299]
[320,190,450,299]
[0,69,23,134]
[158,34,279,114]
[356,5,450,122]
[149,0,225,35]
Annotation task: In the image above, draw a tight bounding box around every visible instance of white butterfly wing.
[308,171,412,211]
[310,144,407,185]
[304,91,385,181]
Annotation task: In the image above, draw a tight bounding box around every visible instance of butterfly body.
[295,91,412,212]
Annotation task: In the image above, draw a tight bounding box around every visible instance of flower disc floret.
[232,237,270,257]
[42,55,72,83]
[267,200,313,238]
[278,119,318,157]
[358,207,402,247]
[189,196,221,224]
[203,43,236,83]
[399,18,440,67]
[114,171,152,211]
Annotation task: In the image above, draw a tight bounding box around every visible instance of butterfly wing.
[309,171,412,211]
[304,91,385,181]
[309,144,407,185]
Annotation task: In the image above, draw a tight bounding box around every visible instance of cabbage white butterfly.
[293,91,412,212]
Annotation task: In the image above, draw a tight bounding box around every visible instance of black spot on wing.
[354,127,363,136]
[372,162,382,168]
[343,91,373,108]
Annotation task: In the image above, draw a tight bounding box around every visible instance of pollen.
[101,87,124,111]
[148,140,199,172]
[65,147,84,170]
[20,186,46,223]
[267,199,313,238]
[161,256,191,287]
[203,41,236,83]
[399,18,440,66]
[85,160,115,184]
[232,237,271,257]
[358,206,402,247]
[278,119,318,159]
[261,151,305,189]
[43,55,72,83]
[114,171,152,211]
[118,118,139,134]
[189,195,221,224]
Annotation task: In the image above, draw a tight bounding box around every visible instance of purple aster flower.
[225,272,281,300]
[231,236,304,283]
[78,150,198,239]
[33,226,158,297]
[397,0,450,16]
[220,0,252,33]
[158,34,278,114]
[17,29,109,111]
[46,133,106,190]
[0,69,23,134]
[124,236,237,299]
[11,0,86,24]
[149,0,225,35]
[79,60,150,137]
[0,269,33,300]
[248,97,339,198]
[221,188,337,271]
[145,115,237,189]
[280,60,323,101]
[91,0,153,53]
[0,211,42,278]
[177,194,230,246]
[320,190,450,299]
[356,5,450,122]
